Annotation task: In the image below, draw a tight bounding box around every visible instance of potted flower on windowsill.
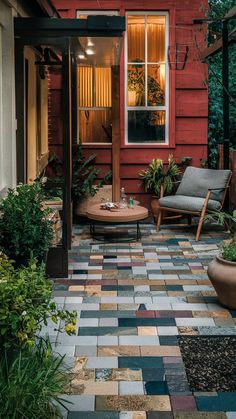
[207,210,236,309]
[0,180,54,267]
[139,155,180,221]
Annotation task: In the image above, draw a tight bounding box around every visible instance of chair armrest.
[208,186,230,191]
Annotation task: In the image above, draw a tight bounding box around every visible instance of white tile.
[157,326,178,336]
[175,318,215,327]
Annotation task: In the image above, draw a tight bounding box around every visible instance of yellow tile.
[100,303,117,310]
[141,346,181,357]
[69,285,84,291]
[138,327,157,336]
[98,346,140,357]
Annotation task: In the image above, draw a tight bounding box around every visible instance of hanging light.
[87,38,94,47]
[86,48,95,55]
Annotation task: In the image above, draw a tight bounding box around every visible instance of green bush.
[0,181,54,259]
[0,341,70,419]
[0,255,76,349]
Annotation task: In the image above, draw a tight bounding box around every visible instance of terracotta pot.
[207,256,236,309]
[150,197,171,222]
[150,197,160,222]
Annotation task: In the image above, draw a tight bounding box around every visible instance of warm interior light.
[86,48,95,55]
[78,53,86,59]
[87,38,94,47]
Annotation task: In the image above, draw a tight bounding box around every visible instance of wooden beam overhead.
[225,5,236,19]
[14,16,126,39]
[201,28,236,60]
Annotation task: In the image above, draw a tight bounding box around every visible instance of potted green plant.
[207,210,236,309]
[139,155,180,221]
[72,144,112,216]
[0,180,54,266]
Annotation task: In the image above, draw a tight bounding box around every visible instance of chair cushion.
[176,167,231,202]
[159,195,221,213]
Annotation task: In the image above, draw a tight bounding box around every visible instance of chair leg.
[187,215,192,226]
[195,191,211,241]
[157,209,162,231]
[195,210,207,241]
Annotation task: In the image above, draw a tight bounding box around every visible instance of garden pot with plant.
[207,210,236,309]
[72,144,112,217]
[0,180,54,267]
[139,155,180,221]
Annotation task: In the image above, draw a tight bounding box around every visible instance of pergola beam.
[14,16,125,38]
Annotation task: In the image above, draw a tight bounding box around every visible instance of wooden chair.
[157,167,232,241]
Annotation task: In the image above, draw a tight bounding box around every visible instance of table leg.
[137,221,141,241]
[90,223,95,238]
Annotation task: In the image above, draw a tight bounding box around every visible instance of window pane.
[128,110,165,143]
[78,66,93,107]
[95,67,111,107]
[148,64,165,106]
[147,16,165,62]
[128,64,145,106]
[128,16,145,63]
[79,110,112,143]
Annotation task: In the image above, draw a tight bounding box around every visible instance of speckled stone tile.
[96,395,171,411]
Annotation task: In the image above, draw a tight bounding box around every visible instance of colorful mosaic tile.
[49,222,236,417]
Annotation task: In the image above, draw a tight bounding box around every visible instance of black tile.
[118,318,176,327]
[145,381,169,395]
[147,412,173,419]
[159,336,178,346]
[142,368,165,381]
[118,356,163,369]
[73,269,88,274]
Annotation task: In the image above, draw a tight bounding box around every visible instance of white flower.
[22,311,27,316]
[42,177,47,184]
[13,190,19,196]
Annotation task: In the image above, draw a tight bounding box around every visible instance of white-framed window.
[125,12,169,144]
[76,10,118,144]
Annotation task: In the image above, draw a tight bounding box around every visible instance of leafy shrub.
[0,181,54,259]
[72,144,111,203]
[205,210,236,262]
[0,256,76,349]
[139,154,180,197]
[222,241,236,262]
[0,340,70,419]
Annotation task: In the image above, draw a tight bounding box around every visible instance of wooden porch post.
[111,66,120,202]
[15,40,26,183]
[62,39,72,250]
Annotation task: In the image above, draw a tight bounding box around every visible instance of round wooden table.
[86,204,149,241]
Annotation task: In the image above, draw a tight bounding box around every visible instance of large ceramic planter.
[207,256,236,309]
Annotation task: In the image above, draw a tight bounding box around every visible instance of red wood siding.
[50,0,208,210]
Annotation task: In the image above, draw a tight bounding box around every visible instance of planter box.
[74,185,112,216]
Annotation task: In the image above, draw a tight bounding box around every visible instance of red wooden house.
[50,0,208,207]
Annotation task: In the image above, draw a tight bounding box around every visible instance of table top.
[86,204,149,223]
